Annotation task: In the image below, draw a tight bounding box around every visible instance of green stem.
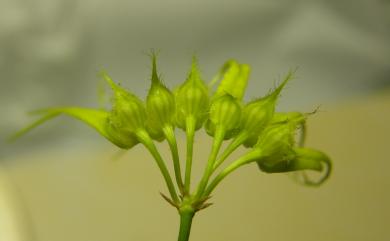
[195,126,225,198]
[204,149,261,197]
[184,116,196,193]
[136,129,179,204]
[212,131,249,171]
[163,125,185,194]
[177,208,195,241]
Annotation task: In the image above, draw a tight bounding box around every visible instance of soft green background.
[0,0,389,240]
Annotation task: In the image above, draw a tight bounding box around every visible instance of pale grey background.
[1,0,390,159]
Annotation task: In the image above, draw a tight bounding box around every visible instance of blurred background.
[0,0,389,240]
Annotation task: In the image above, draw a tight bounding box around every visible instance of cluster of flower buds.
[13,53,331,209]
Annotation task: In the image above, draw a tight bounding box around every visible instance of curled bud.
[205,94,241,139]
[250,118,331,185]
[257,147,332,186]
[103,72,147,134]
[146,54,176,139]
[175,57,209,130]
[212,60,250,100]
[241,71,294,147]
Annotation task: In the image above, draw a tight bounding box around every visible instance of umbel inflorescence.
[13,53,331,241]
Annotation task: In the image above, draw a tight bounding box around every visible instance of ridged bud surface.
[205,94,241,138]
[103,73,147,134]
[175,58,209,130]
[105,120,139,149]
[254,123,296,165]
[146,54,176,135]
[241,71,294,147]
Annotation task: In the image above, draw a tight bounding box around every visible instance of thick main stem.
[177,208,195,241]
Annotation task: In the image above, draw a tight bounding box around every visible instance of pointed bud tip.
[268,69,296,101]
[100,71,114,87]
[191,55,198,68]
[150,50,160,86]
[188,56,201,80]
[100,71,125,94]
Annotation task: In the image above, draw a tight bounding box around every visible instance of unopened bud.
[12,107,140,149]
[254,122,296,165]
[213,60,250,100]
[257,147,331,186]
[175,57,209,130]
[205,94,241,138]
[241,71,294,147]
[103,72,147,134]
[105,120,139,149]
[146,54,175,136]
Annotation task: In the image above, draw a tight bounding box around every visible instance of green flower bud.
[105,120,139,149]
[145,120,166,142]
[175,57,209,130]
[103,72,147,134]
[205,94,241,139]
[212,60,250,100]
[254,123,296,165]
[257,147,332,185]
[146,54,176,137]
[10,107,139,149]
[241,71,294,147]
[240,98,275,147]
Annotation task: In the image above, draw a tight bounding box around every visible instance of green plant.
[12,53,331,241]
